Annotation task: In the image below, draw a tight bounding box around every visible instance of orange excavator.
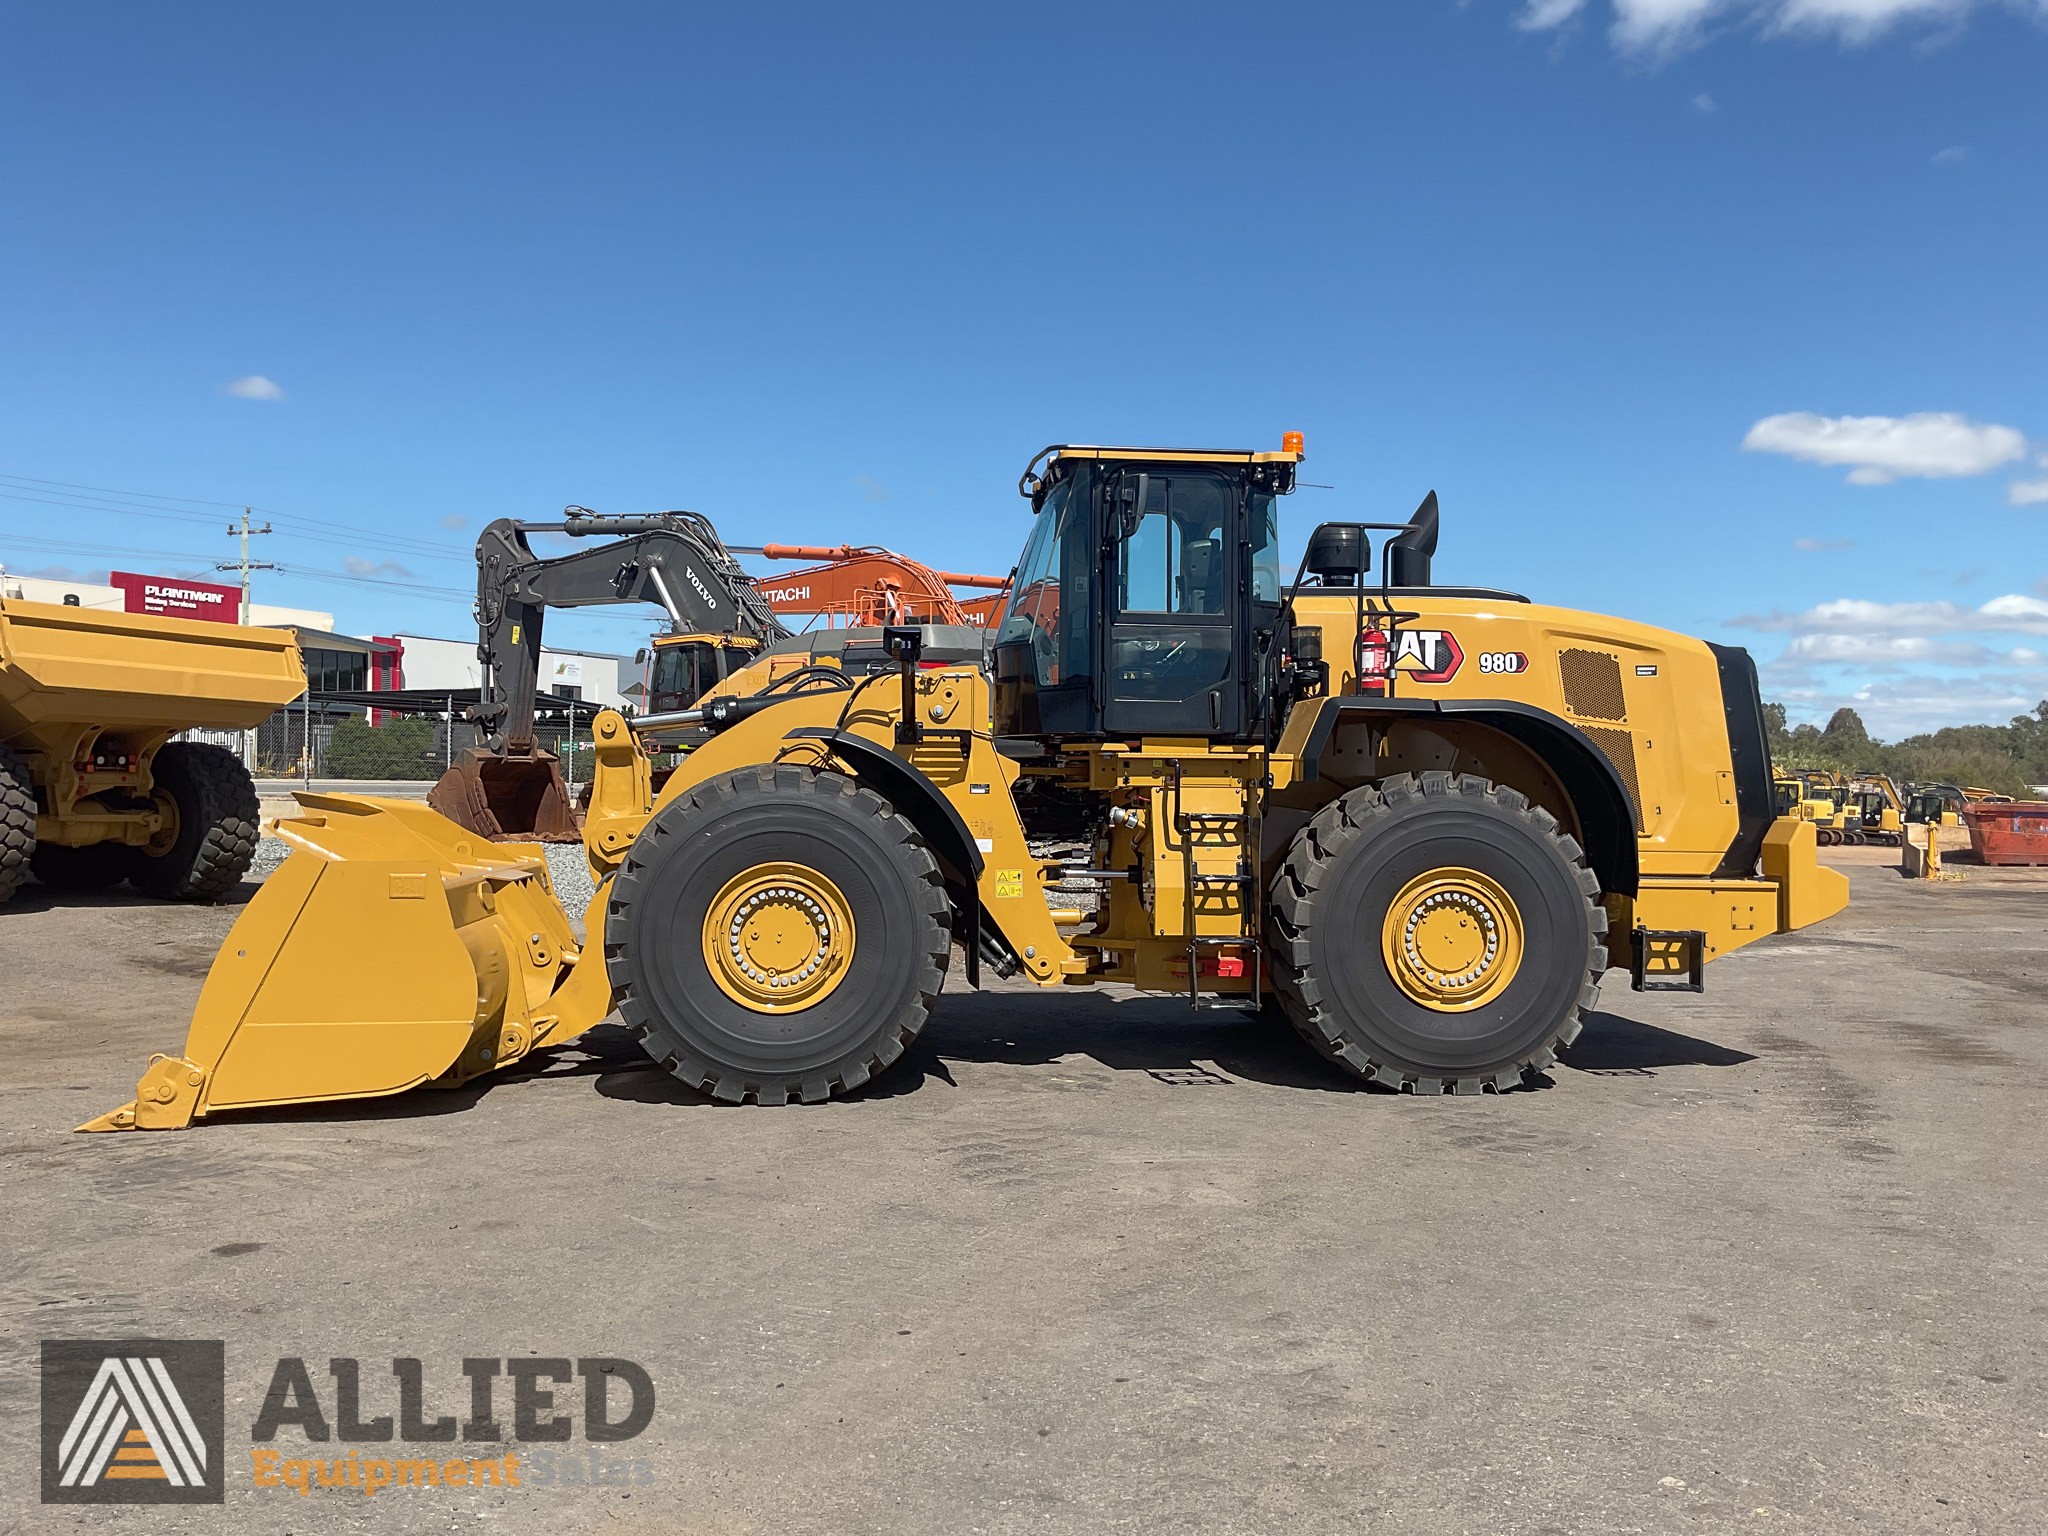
[639,544,1009,717]
[744,544,1011,627]
[429,515,1011,839]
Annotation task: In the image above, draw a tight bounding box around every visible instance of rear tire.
[1268,771,1607,1094]
[606,764,951,1105]
[130,742,261,901]
[31,840,134,891]
[0,742,34,906]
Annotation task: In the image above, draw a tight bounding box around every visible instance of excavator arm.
[476,510,787,752]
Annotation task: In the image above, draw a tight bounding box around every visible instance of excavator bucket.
[79,794,614,1132]
[427,747,581,842]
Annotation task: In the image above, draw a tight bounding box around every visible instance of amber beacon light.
[1282,431,1305,455]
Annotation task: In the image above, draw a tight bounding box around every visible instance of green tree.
[325,714,440,779]
[1820,707,1869,753]
[1765,697,2048,796]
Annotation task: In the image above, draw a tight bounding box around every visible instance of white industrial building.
[0,568,333,630]
[387,632,636,712]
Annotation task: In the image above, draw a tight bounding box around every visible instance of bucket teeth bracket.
[77,1054,207,1132]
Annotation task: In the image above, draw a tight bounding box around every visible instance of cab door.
[1100,470,1246,737]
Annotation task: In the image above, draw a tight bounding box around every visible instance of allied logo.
[41,1340,225,1504]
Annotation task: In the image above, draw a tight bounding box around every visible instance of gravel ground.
[5,848,2046,1535]
[544,840,597,924]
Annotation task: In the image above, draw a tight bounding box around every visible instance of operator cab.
[993,442,1298,740]
[644,634,762,715]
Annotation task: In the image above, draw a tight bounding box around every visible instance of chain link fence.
[239,702,609,782]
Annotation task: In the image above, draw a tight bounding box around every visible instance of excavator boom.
[741,543,1009,629]
[428,509,787,840]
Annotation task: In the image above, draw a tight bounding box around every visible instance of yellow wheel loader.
[85,436,1848,1130]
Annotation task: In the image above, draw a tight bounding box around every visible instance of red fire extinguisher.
[1357,622,1392,695]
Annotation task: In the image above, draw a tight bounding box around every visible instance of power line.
[0,533,472,601]
[0,473,473,561]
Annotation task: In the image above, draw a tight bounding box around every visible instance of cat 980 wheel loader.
[84,434,1849,1130]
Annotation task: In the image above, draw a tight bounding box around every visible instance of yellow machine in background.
[1844,772,1906,846]
[87,436,1848,1129]
[0,598,303,905]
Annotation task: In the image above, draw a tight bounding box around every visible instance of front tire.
[606,765,952,1105]
[1268,771,1606,1094]
[130,742,261,900]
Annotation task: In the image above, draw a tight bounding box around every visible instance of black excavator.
[428,509,787,840]
[428,509,989,839]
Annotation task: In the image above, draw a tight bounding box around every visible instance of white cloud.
[224,375,285,401]
[1693,91,1718,110]
[1742,411,2027,485]
[344,557,415,579]
[1516,0,2041,55]
[2010,458,2048,506]
[1828,670,2048,736]
[440,514,468,531]
[1793,536,1853,550]
[1759,645,2048,734]
[1931,145,1971,164]
[1610,0,1725,51]
[1779,632,1999,666]
[1732,594,2048,637]
[1771,0,1971,41]
[1519,0,1591,27]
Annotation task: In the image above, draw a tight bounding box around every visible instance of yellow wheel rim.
[142,787,179,857]
[701,861,855,1013]
[1380,867,1524,1012]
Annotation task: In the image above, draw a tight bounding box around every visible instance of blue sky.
[3,1,2044,735]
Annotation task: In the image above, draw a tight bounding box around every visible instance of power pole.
[218,509,278,774]
[217,508,276,623]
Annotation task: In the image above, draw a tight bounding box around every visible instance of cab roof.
[1019,441,1303,500]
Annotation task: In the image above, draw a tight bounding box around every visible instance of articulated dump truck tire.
[1268,771,1605,1096]
[130,742,261,901]
[0,742,32,905]
[607,764,951,1105]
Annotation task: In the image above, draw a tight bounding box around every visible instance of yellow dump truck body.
[0,598,304,871]
[0,597,305,745]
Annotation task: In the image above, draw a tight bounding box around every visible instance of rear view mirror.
[634,648,649,664]
[1109,475,1150,542]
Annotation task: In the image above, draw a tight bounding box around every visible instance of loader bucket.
[79,794,616,1132]
[427,748,581,842]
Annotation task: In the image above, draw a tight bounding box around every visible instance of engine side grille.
[1578,724,1645,832]
[1559,648,1628,723]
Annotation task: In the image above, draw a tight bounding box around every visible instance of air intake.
[1578,724,1646,833]
[1558,648,1628,723]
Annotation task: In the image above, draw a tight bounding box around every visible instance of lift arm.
[475,509,789,752]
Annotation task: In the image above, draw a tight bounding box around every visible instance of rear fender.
[1296,697,1639,896]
